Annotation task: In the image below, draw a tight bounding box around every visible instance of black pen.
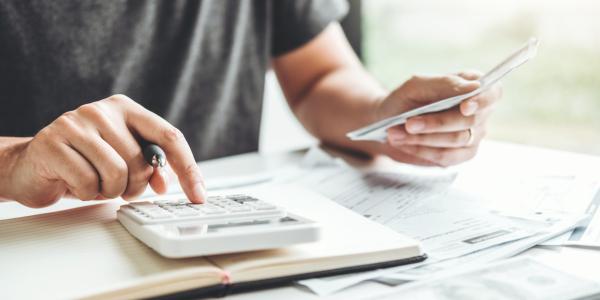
[142,143,166,168]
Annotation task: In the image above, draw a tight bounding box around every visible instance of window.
[363,0,600,155]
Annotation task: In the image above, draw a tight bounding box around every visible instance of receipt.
[347,37,539,142]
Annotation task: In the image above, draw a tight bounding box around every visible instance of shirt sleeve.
[271,0,349,57]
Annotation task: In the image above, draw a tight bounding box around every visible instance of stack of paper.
[286,147,597,296]
[363,257,600,300]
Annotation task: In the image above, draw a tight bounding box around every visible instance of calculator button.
[147,211,172,219]
[249,201,277,210]
[155,199,187,206]
[131,202,155,208]
[131,206,173,220]
[162,205,186,213]
[121,194,285,225]
[199,205,227,214]
[171,206,199,217]
[187,204,204,210]
[227,195,257,201]
[227,205,252,212]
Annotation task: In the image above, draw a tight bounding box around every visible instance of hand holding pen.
[2,95,207,207]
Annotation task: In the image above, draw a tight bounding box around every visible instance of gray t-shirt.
[0,0,348,160]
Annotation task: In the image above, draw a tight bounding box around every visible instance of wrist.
[0,137,32,200]
[369,93,389,124]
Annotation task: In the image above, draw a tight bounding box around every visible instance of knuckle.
[122,189,144,201]
[123,166,153,199]
[182,163,203,183]
[104,162,128,184]
[432,116,445,128]
[444,75,458,85]
[81,171,99,189]
[30,197,60,208]
[56,111,77,126]
[467,115,478,127]
[407,74,426,87]
[183,163,199,177]
[434,150,446,163]
[162,126,184,143]
[106,94,133,105]
[438,152,455,167]
[77,103,104,119]
[55,112,80,129]
[54,114,83,137]
[408,74,421,83]
[451,132,464,145]
[35,126,57,142]
[77,173,99,200]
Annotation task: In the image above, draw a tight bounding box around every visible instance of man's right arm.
[0,94,206,208]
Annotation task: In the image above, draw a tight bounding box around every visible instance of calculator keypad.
[120,195,286,224]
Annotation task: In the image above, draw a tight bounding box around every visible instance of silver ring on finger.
[466,128,475,146]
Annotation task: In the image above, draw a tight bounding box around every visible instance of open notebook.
[0,186,424,299]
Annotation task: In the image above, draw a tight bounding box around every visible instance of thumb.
[407,75,480,103]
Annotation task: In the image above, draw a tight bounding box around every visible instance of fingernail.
[407,118,425,133]
[193,182,206,203]
[464,101,478,115]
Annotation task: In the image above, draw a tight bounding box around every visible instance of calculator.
[117,194,321,258]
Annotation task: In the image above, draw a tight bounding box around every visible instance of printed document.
[292,166,546,260]
[290,148,593,295]
[363,257,600,300]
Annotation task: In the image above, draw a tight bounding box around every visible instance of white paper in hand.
[347,37,539,142]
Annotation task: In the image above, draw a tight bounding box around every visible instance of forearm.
[292,66,389,157]
[0,137,31,200]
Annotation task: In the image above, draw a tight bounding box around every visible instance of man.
[0,0,501,208]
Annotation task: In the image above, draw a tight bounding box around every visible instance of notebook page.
[207,185,422,282]
[0,202,221,300]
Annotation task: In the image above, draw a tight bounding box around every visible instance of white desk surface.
[2,140,600,299]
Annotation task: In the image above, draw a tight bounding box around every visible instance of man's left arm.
[273,23,502,167]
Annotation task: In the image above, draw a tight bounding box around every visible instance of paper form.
[453,171,600,247]
[364,257,600,300]
[566,189,600,247]
[289,150,589,295]
[381,214,585,280]
[292,166,544,260]
[298,214,582,296]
